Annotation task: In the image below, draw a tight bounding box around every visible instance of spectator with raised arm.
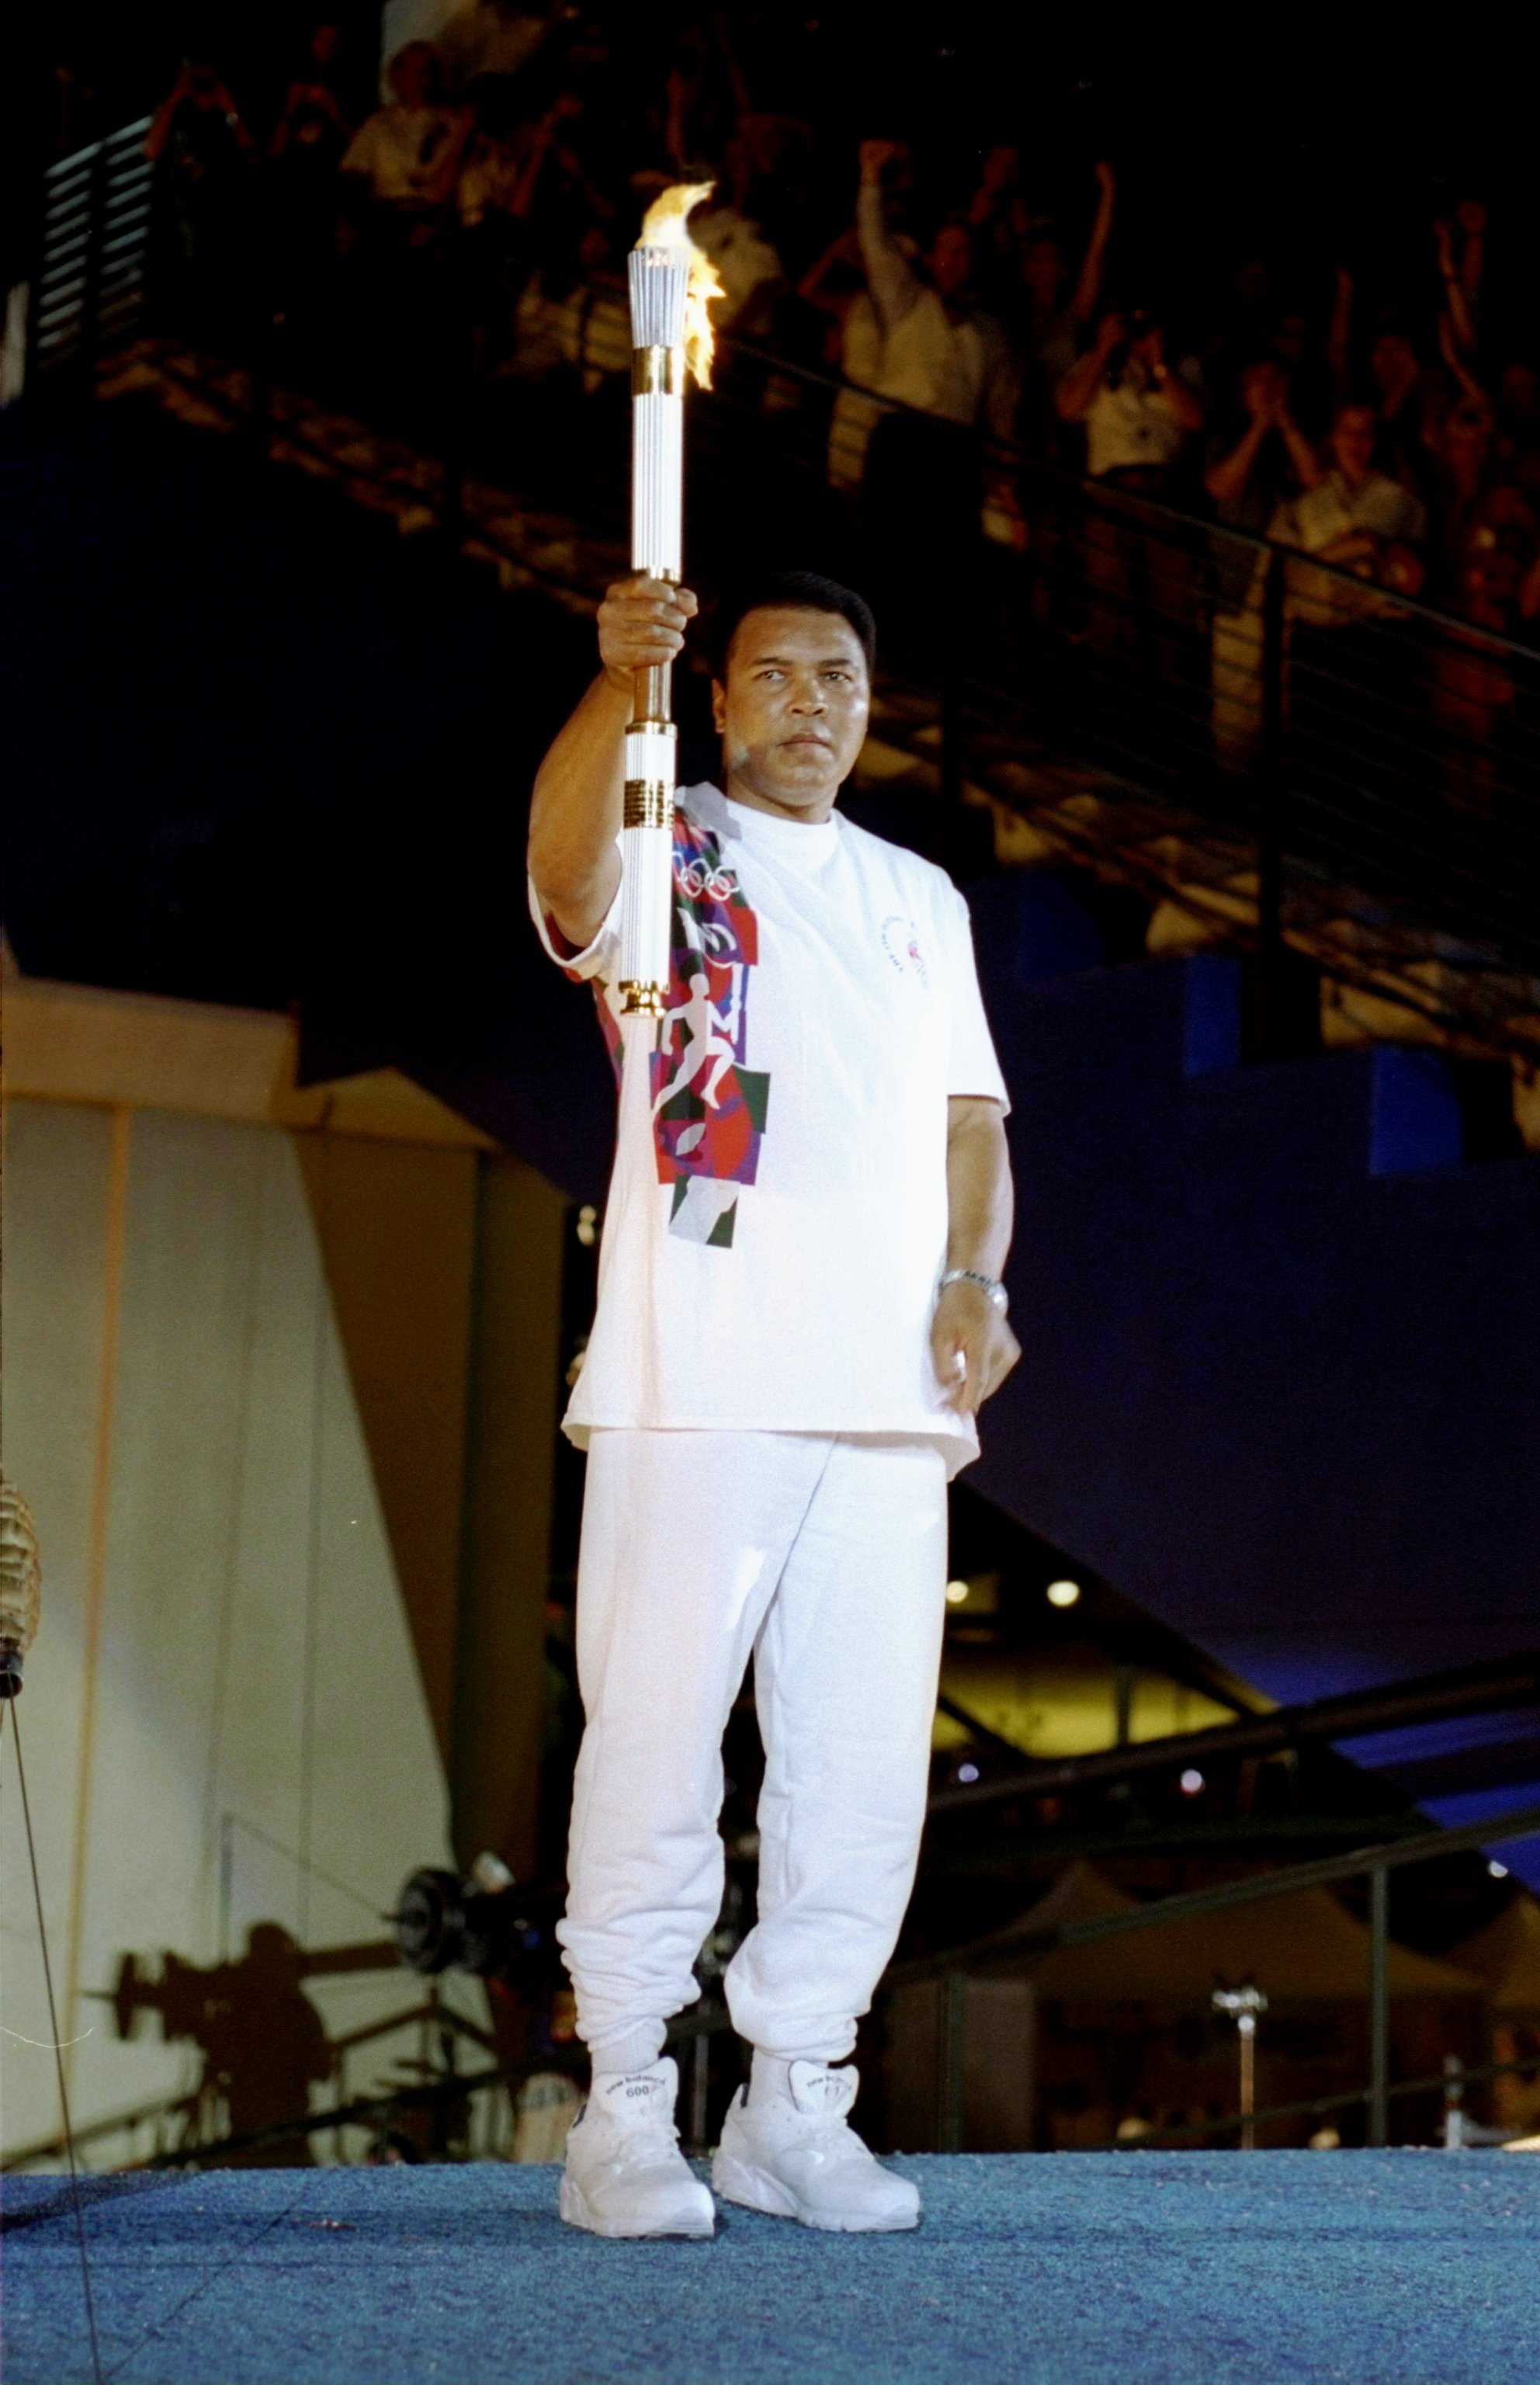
[963,144,1023,318]
[855,140,1018,439]
[1056,302,1206,710]
[436,0,547,99]
[270,24,352,335]
[144,55,258,341]
[506,88,612,283]
[272,24,351,171]
[340,43,469,216]
[1055,304,1205,482]
[1205,358,1323,766]
[797,224,886,491]
[338,43,471,413]
[855,138,1022,560]
[1277,396,1426,603]
[1017,160,1118,424]
[1277,394,1428,851]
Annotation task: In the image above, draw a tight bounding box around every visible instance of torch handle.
[634,661,672,727]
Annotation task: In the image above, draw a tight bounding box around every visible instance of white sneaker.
[558,2058,715,2239]
[712,2061,921,2233]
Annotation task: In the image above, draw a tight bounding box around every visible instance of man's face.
[391,47,433,106]
[1372,332,1416,391]
[1022,238,1063,312]
[980,144,1019,200]
[1242,359,1285,415]
[1330,405,1377,480]
[712,606,871,821]
[927,224,973,301]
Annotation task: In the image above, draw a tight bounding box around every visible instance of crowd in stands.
[135,5,1540,666]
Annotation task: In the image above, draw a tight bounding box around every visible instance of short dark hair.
[711,571,876,680]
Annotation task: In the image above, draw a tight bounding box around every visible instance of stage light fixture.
[1179,1768,1205,1795]
[392,1865,562,1989]
[1046,1579,1080,1607]
[945,1579,970,1605]
[1489,1860,1510,1879]
[956,1762,980,1783]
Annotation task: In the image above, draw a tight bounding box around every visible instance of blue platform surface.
[5,2153,1540,2385]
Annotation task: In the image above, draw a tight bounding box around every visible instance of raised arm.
[931,1097,1019,1415]
[1456,197,1486,319]
[1148,328,1205,433]
[1055,311,1121,423]
[527,576,697,951]
[1205,411,1270,508]
[422,107,474,207]
[797,225,862,318]
[145,65,193,160]
[1434,217,1479,358]
[855,140,920,332]
[1435,309,1490,416]
[1069,159,1117,327]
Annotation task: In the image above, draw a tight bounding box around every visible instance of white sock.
[750,2052,794,2106]
[588,2023,667,2077]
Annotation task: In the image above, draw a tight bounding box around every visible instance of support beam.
[1368,1866,1390,2147]
[937,1972,966,2153]
[449,1155,566,1878]
[929,1651,1540,1816]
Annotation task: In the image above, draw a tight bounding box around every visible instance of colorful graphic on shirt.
[580,808,768,1249]
[650,812,768,1248]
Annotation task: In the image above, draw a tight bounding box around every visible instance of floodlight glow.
[1179,1769,1205,1795]
[1046,1579,1080,1608]
[945,1580,970,1605]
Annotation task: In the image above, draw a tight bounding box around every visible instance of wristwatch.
[938,1269,1009,1316]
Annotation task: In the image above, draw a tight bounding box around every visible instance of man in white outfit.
[526,568,1018,2237]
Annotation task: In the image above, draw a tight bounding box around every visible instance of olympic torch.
[619,183,722,1018]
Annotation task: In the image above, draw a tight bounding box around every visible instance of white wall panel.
[2,1102,477,2168]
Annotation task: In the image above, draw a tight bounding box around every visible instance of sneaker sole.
[711,2152,920,2233]
[558,2171,715,2240]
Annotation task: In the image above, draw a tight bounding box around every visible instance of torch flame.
[636,180,725,389]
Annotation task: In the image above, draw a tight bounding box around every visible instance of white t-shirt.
[342,106,458,203]
[530,785,1008,1476]
[1084,363,1202,477]
[1276,469,1427,553]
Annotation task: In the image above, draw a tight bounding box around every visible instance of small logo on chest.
[881,915,930,988]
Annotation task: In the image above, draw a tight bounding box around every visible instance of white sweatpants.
[557,1429,949,2064]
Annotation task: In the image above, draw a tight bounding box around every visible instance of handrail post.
[1442,2052,1465,2150]
[1368,1866,1389,2146]
[937,1970,966,2152]
[1253,547,1288,1058]
[689,2027,709,2153]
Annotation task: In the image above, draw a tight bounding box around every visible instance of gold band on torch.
[618,184,720,1019]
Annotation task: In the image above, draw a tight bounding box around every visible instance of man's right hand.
[598,575,699,693]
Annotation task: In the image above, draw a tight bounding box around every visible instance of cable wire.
[5,1698,106,2385]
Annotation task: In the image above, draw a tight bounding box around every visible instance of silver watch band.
[938,1268,1008,1315]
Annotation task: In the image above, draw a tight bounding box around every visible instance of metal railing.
[29,120,154,394]
[900,1800,1540,2154]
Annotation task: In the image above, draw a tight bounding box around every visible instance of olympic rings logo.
[676,858,739,904]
